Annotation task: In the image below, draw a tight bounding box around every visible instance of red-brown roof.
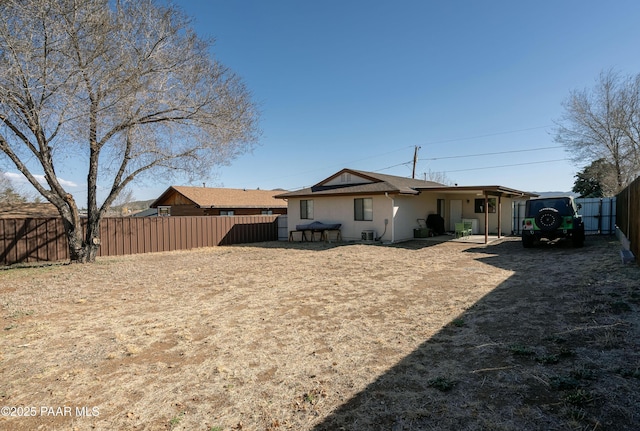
[151,186,288,209]
[0,203,60,218]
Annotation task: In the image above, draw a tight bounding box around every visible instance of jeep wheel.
[535,208,561,231]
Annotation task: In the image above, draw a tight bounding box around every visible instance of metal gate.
[512,197,616,235]
[277,215,289,241]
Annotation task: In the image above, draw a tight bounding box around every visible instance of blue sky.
[6,0,640,203]
[183,0,640,196]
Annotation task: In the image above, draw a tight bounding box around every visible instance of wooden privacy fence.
[0,215,279,266]
[616,176,640,259]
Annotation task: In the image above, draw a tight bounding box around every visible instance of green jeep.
[522,196,585,248]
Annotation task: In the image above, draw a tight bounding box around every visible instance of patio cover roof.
[414,185,539,198]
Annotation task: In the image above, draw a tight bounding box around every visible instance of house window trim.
[158,206,171,217]
[474,198,496,214]
[300,199,314,220]
[354,197,373,221]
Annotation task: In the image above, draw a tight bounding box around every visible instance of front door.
[450,199,462,231]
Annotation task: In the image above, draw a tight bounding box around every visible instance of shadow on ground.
[237,239,445,251]
[312,236,640,431]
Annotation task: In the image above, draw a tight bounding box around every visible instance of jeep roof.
[524,196,578,217]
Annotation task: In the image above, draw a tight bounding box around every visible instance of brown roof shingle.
[275,168,536,199]
[151,186,288,208]
[276,168,444,198]
[0,203,60,218]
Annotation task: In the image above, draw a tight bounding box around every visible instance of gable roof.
[275,168,537,199]
[276,168,445,198]
[151,186,288,209]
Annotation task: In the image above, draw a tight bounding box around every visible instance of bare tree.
[423,169,452,185]
[108,187,135,216]
[619,74,640,170]
[0,0,259,262]
[0,172,26,203]
[554,70,639,194]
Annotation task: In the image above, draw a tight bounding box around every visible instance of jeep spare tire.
[535,208,561,231]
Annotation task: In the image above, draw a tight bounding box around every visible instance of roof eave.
[415,185,538,198]
[203,205,287,209]
[274,190,408,199]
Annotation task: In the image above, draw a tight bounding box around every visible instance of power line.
[375,145,565,174]
[236,126,554,187]
[288,158,572,189]
[240,125,559,186]
[224,125,557,190]
[440,158,571,174]
[241,145,416,184]
[421,146,564,161]
[374,161,413,172]
[422,125,553,146]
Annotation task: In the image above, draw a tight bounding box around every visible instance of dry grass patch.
[1,236,638,430]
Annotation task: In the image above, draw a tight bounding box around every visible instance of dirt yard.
[1,236,638,430]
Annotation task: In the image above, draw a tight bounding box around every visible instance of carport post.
[484,193,489,244]
[497,194,502,239]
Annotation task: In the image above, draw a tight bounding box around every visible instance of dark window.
[300,200,313,219]
[354,198,373,221]
[474,198,496,213]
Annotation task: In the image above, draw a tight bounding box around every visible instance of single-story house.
[275,168,538,244]
[150,186,288,216]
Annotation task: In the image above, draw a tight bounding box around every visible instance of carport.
[415,185,538,244]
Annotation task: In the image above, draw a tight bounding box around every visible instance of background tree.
[0,0,259,262]
[423,169,453,185]
[555,69,640,194]
[572,158,617,198]
[107,187,135,216]
[0,172,26,203]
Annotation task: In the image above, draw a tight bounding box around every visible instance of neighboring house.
[150,186,288,216]
[276,168,537,243]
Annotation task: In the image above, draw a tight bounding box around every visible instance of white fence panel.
[512,197,616,235]
[277,215,289,241]
[576,197,616,235]
[512,200,527,235]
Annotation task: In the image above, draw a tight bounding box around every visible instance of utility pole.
[412,146,420,179]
